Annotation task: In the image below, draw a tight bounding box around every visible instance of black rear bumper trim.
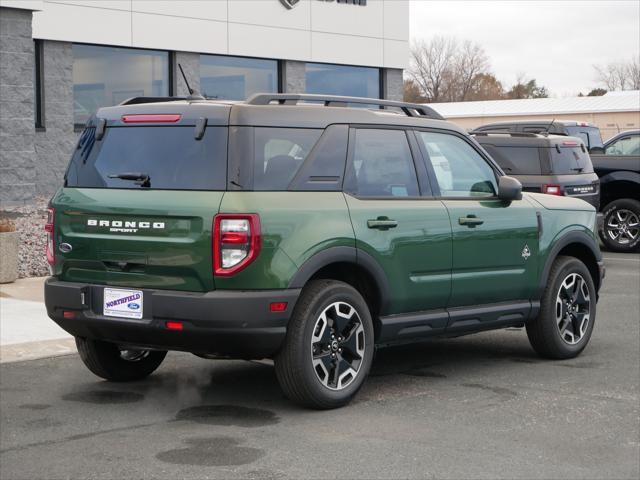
[44,278,300,358]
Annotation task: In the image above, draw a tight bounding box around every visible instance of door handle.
[367,218,398,230]
[458,215,484,227]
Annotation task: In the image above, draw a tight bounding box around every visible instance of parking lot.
[1,251,638,480]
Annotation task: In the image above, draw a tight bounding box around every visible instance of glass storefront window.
[305,63,380,99]
[200,55,278,100]
[72,44,169,126]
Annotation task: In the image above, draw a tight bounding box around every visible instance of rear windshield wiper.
[108,172,151,187]
[571,166,584,172]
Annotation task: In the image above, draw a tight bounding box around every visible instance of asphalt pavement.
[1,252,638,479]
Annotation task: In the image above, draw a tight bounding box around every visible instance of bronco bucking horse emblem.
[280,0,300,9]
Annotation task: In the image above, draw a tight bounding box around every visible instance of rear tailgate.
[51,188,222,291]
[51,106,229,292]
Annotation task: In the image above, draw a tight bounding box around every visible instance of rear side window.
[480,145,542,175]
[253,128,322,190]
[345,129,419,198]
[66,126,227,190]
[549,146,594,174]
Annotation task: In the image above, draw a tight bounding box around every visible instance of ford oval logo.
[59,243,73,253]
[127,302,140,310]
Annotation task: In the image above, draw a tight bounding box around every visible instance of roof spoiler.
[245,93,445,120]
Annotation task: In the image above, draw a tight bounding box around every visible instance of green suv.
[45,94,605,409]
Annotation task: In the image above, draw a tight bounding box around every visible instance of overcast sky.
[409,0,640,97]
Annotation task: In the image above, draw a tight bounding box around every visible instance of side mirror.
[498,176,522,201]
[589,146,604,154]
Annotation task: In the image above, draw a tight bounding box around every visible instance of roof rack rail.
[470,131,541,138]
[119,96,188,106]
[245,93,444,120]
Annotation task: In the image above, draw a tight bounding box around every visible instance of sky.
[409,0,640,97]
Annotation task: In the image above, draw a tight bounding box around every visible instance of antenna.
[177,63,204,100]
[542,118,555,136]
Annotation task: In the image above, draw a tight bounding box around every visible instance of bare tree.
[629,56,640,90]
[454,40,490,101]
[409,36,494,103]
[408,36,458,102]
[594,55,640,91]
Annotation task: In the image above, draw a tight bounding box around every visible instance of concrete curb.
[1,338,76,364]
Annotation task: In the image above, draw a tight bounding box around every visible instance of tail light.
[45,207,55,266]
[213,214,261,276]
[542,184,562,196]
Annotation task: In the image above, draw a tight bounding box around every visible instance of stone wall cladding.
[34,40,76,198]
[383,68,404,102]
[0,7,36,206]
[282,60,306,94]
[174,52,201,96]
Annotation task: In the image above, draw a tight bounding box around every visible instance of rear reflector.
[269,302,288,312]
[121,114,181,123]
[165,321,183,331]
[63,310,76,319]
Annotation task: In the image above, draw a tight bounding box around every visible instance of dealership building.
[0,0,408,205]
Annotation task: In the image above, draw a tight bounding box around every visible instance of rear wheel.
[526,256,596,359]
[275,280,374,409]
[75,337,167,381]
[599,198,640,253]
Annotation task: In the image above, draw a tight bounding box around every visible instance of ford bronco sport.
[45,93,605,409]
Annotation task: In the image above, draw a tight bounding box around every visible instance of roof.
[426,90,640,119]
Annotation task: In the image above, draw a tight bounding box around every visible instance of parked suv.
[45,94,605,409]
[471,132,600,209]
[591,130,640,252]
[473,120,604,152]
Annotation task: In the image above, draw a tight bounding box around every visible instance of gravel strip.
[0,197,50,278]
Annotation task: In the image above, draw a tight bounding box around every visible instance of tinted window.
[549,146,594,174]
[66,126,227,190]
[417,131,497,198]
[305,63,380,99]
[605,135,640,155]
[346,129,419,198]
[480,145,542,175]
[290,125,348,191]
[200,55,278,100]
[565,126,603,149]
[72,45,169,126]
[253,128,322,190]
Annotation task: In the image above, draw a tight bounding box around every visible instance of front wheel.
[75,337,167,381]
[275,280,374,409]
[599,198,640,253]
[526,256,596,359]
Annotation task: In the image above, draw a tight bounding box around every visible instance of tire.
[75,337,167,382]
[526,256,597,359]
[599,198,640,253]
[275,280,374,409]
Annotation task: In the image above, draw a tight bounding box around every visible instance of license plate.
[103,288,143,319]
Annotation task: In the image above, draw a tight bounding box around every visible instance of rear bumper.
[44,278,300,358]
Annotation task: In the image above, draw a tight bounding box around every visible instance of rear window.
[549,146,594,174]
[565,126,603,149]
[66,126,227,190]
[480,145,542,175]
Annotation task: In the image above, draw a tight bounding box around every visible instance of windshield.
[66,126,228,190]
[549,146,594,174]
[565,126,603,150]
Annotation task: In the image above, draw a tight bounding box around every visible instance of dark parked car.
[473,120,604,152]
[590,130,640,252]
[471,132,600,209]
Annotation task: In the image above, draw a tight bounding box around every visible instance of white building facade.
[0,0,409,204]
